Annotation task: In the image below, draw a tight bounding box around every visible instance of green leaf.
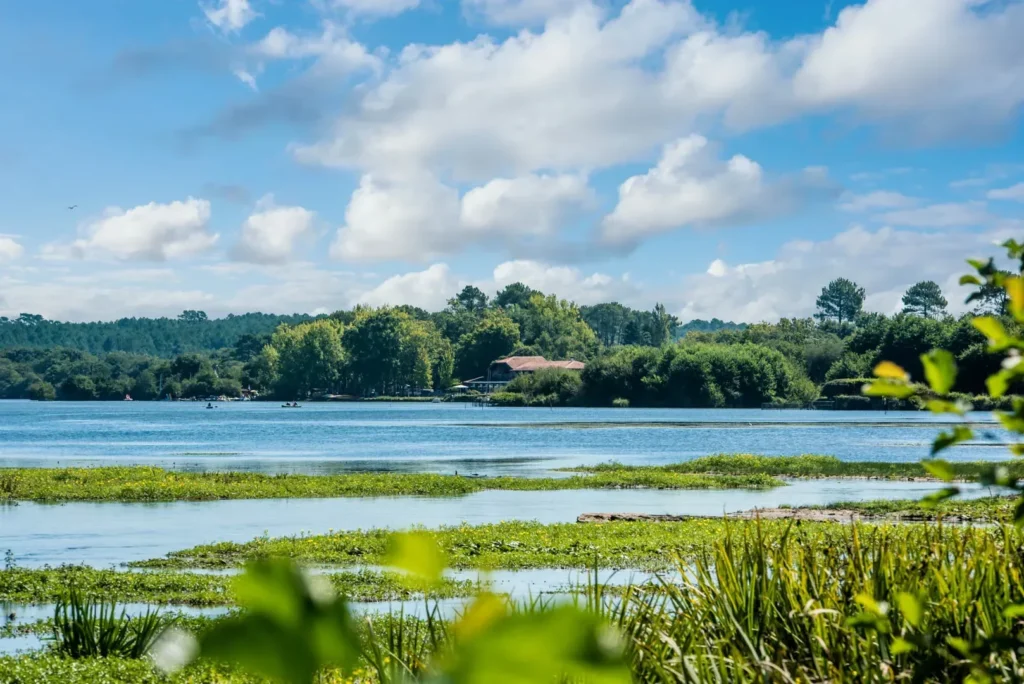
[386,531,447,589]
[946,636,972,657]
[922,459,955,483]
[1014,497,1024,526]
[890,637,915,655]
[932,426,973,455]
[973,317,1010,349]
[920,350,956,395]
[919,487,960,509]
[896,593,923,628]
[438,605,630,684]
[988,370,1011,398]
[997,411,1024,434]
[959,275,982,286]
[1002,604,1024,619]
[873,361,909,380]
[854,593,888,617]
[1008,276,1024,322]
[925,399,968,416]
[863,380,917,399]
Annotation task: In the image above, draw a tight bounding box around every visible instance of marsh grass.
[570,453,1024,480]
[50,589,171,659]
[0,466,780,503]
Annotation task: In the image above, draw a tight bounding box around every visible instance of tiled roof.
[494,356,585,371]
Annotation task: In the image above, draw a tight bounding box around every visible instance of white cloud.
[332,174,461,262]
[46,198,218,262]
[462,0,587,25]
[0,236,24,262]
[492,259,640,306]
[460,174,593,236]
[601,135,833,245]
[232,196,315,264]
[358,263,461,310]
[791,0,1024,138]
[333,172,595,262]
[989,183,1024,202]
[294,0,701,180]
[202,0,258,32]
[675,225,997,323]
[838,190,918,212]
[326,0,422,17]
[880,201,992,228]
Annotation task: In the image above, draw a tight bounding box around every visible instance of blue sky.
[1,0,1023,322]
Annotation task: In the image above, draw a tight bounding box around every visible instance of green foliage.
[455,311,520,380]
[815,277,866,327]
[611,397,629,408]
[580,342,805,408]
[0,312,313,356]
[0,565,473,605]
[51,588,173,659]
[0,465,779,503]
[902,280,948,318]
[505,367,582,405]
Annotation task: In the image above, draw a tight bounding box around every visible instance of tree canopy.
[814,278,866,327]
[901,281,948,318]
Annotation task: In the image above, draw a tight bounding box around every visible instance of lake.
[0,401,1006,477]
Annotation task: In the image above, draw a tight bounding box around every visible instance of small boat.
[206,402,215,409]
[281,402,302,408]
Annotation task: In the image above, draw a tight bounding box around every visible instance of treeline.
[0,348,246,401]
[0,311,314,356]
[1,276,1006,407]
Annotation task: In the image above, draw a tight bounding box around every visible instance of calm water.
[0,401,1009,653]
[0,401,1006,476]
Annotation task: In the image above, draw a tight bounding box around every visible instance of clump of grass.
[0,566,474,605]
[50,588,172,659]
[0,466,782,503]
[570,453,1024,480]
[803,494,1017,521]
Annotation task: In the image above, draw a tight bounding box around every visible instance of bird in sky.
[67,205,77,210]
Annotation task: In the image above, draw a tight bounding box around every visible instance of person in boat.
[206,402,213,409]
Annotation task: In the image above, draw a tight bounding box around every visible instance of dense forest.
[0,276,1008,407]
[0,311,314,356]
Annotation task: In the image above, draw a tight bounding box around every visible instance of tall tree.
[344,309,405,395]
[901,281,948,318]
[494,282,539,309]
[455,311,521,380]
[448,285,489,314]
[814,278,866,326]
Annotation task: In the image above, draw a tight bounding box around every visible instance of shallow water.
[0,480,995,568]
[0,401,1006,476]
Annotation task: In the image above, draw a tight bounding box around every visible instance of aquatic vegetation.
[571,453,1024,480]
[51,589,171,659]
[132,517,1016,573]
[0,566,473,606]
[803,494,1018,521]
[0,466,781,503]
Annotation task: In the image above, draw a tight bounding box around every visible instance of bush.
[612,398,630,408]
[26,380,56,401]
[505,368,582,406]
[52,589,173,659]
[825,352,872,381]
[820,378,870,399]
[490,391,526,406]
[832,395,873,410]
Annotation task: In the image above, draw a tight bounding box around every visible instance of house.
[464,355,586,394]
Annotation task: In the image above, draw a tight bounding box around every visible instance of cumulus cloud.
[358,264,461,310]
[989,183,1024,202]
[232,195,315,264]
[675,225,997,323]
[0,236,24,262]
[333,173,595,262]
[46,198,218,262]
[293,0,700,180]
[295,0,1024,186]
[492,260,640,306]
[202,0,258,32]
[601,136,834,245]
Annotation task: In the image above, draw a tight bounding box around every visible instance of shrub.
[820,378,870,398]
[51,589,173,659]
[612,398,630,408]
[832,395,872,410]
[490,391,526,406]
